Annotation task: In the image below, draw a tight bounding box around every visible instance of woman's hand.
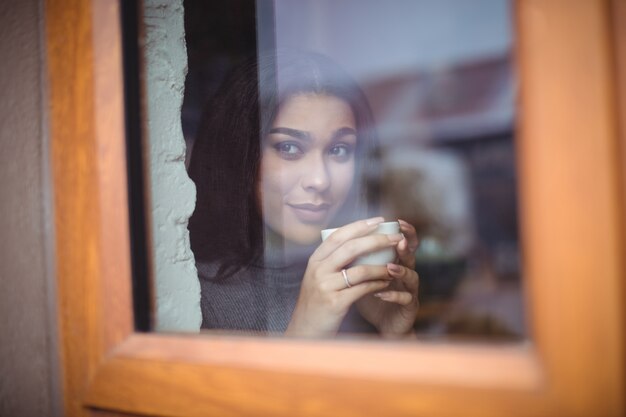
[356,219,420,338]
[285,217,403,338]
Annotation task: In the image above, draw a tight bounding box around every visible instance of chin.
[282,226,323,246]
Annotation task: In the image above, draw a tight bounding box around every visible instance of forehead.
[272,94,356,130]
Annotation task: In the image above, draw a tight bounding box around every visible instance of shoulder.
[196,261,221,280]
[196,260,255,284]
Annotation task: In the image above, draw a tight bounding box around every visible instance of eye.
[328,144,354,162]
[273,142,304,160]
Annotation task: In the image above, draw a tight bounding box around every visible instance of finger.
[398,219,419,252]
[323,233,403,271]
[386,263,419,293]
[397,240,416,269]
[341,280,391,304]
[311,217,384,262]
[374,290,414,306]
[397,220,419,268]
[327,264,391,291]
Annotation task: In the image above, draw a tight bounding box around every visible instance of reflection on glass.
[176,0,523,340]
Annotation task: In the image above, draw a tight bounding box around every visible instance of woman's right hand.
[285,217,403,338]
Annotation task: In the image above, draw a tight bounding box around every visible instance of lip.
[287,202,331,223]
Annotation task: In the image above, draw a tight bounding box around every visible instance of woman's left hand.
[356,219,420,337]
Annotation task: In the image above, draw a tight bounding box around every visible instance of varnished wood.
[517,1,624,415]
[611,2,626,389]
[47,1,99,416]
[90,410,139,417]
[613,0,626,197]
[90,0,133,353]
[83,334,548,417]
[47,0,132,416]
[92,334,542,388]
[48,0,624,416]
[87,349,550,417]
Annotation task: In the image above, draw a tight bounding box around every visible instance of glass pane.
[140,0,525,341]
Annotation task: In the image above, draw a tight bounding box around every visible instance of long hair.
[188,51,379,277]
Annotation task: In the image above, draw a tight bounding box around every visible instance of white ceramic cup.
[321,221,400,266]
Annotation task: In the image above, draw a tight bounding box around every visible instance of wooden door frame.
[47,0,625,416]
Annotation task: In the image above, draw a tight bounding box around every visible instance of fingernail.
[387,233,403,243]
[366,216,384,225]
[387,263,402,273]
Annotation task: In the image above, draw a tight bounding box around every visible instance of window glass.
[146,0,525,341]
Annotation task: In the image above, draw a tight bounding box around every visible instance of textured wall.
[144,0,201,331]
[0,0,60,416]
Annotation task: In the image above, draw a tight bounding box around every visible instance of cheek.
[259,155,300,200]
[330,161,355,199]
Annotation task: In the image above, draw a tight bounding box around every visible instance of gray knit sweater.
[198,250,376,335]
[198,260,304,334]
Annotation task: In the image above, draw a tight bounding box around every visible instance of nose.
[301,154,330,192]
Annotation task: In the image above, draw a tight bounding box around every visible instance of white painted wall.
[144,0,201,331]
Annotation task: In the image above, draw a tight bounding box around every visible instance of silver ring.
[342,268,352,288]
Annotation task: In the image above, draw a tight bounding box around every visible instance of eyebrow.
[269,126,357,142]
[268,127,311,141]
[331,127,358,141]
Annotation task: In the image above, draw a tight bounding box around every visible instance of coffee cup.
[321,221,400,266]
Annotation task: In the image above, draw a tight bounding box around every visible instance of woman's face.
[259,93,357,245]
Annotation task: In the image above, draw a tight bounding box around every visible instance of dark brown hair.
[187,51,379,276]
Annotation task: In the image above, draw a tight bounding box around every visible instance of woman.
[188,51,419,338]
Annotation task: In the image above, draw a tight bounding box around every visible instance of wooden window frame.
[47,0,625,416]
